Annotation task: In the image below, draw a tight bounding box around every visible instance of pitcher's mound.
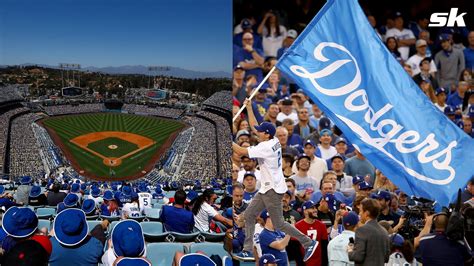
[108,145,118,150]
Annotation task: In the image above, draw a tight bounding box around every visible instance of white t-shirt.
[262,25,287,57]
[248,138,287,194]
[138,192,153,212]
[406,54,437,76]
[385,28,415,61]
[122,202,141,218]
[253,223,264,257]
[276,112,298,124]
[86,195,103,207]
[318,145,338,160]
[434,103,446,112]
[237,169,261,189]
[292,156,328,185]
[194,202,218,232]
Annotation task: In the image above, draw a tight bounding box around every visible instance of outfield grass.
[42,113,184,179]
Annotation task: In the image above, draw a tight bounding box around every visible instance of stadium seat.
[200,231,226,242]
[169,231,200,242]
[146,242,184,266]
[100,215,121,222]
[128,216,146,222]
[222,256,232,266]
[144,208,160,220]
[141,221,168,242]
[38,219,51,232]
[108,220,120,235]
[153,203,164,209]
[36,207,56,219]
[189,242,228,259]
[87,220,102,232]
[178,253,216,266]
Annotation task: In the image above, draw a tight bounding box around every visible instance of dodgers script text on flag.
[277,0,474,208]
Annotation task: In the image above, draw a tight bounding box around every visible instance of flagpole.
[232,66,277,123]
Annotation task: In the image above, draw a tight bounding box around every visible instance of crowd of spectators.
[232,3,473,265]
[0,177,233,265]
[178,116,218,183]
[123,104,185,119]
[32,123,64,173]
[43,104,103,116]
[202,90,233,113]
[0,107,30,173]
[9,113,44,177]
[198,111,232,178]
[0,86,24,104]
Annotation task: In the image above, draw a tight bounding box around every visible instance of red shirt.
[295,219,328,266]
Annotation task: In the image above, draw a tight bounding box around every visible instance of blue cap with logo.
[352,175,364,185]
[342,211,359,226]
[444,105,455,115]
[254,122,276,137]
[373,190,392,201]
[358,181,373,190]
[302,200,316,210]
[259,254,281,266]
[435,87,446,96]
[304,139,316,147]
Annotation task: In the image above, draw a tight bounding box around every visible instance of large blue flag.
[277,0,474,208]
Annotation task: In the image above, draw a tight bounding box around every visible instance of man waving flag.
[276,0,474,208]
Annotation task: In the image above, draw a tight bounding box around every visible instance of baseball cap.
[260,209,270,221]
[186,190,198,202]
[335,137,347,144]
[373,190,392,201]
[469,106,474,118]
[444,105,455,115]
[358,181,373,190]
[331,153,345,162]
[243,171,256,179]
[53,209,89,246]
[281,97,293,105]
[112,220,145,257]
[2,207,38,238]
[29,185,42,198]
[320,128,333,136]
[390,233,405,247]
[439,33,451,42]
[415,39,427,47]
[319,117,331,130]
[435,87,446,96]
[254,122,276,137]
[302,200,316,210]
[352,175,364,185]
[234,64,244,71]
[287,29,298,39]
[391,11,403,19]
[419,57,432,67]
[259,254,281,266]
[342,211,359,226]
[241,18,252,30]
[236,129,251,140]
[298,153,311,161]
[456,120,464,130]
[304,139,316,147]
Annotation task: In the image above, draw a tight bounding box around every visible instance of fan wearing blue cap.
[82,199,97,217]
[1,207,38,253]
[122,191,142,219]
[259,254,280,266]
[327,211,359,265]
[0,185,20,210]
[291,139,328,184]
[386,234,417,265]
[233,98,317,262]
[318,128,337,160]
[57,193,79,213]
[137,183,153,212]
[99,190,121,217]
[100,220,150,266]
[257,210,291,266]
[49,209,105,266]
[372,190,400,225]
[160,189,195,234]
[28,185,48,206]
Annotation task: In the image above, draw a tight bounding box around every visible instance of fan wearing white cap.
[233,98,317,262]
[406,39,437,76]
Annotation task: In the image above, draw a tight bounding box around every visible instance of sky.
[0,0,231,73]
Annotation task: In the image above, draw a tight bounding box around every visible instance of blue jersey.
[259,228,288,266]
[243,190,258,205]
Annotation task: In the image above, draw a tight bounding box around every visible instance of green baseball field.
[40,113,184,180]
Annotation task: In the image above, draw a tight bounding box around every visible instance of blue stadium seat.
[189,242,228,258]
[86,220,102,232]
[200,231,226,242]
[38,219,51,232]
[153,203,164,209]
[36,207,56,219]
[128,216,146,222]
[144,208,160,220]
[146,242,184,266]
[222,256,232,266]
[108,220,120,235]
[178,253,216,266]
[141,221,168,242]
[170,231,199,242]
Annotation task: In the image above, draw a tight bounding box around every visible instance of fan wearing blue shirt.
[446,81,469,110]
[259,210,290,266]
[160,189,194,234]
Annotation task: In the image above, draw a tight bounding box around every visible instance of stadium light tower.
[147,66,171,89]
[59,63,82,88]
